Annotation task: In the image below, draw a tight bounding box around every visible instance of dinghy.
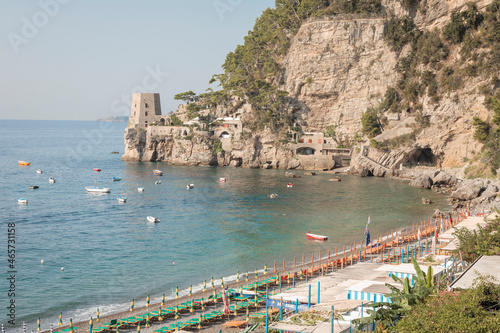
[17,198,28,204]
[147,216,160,223]
[306,232,328,241]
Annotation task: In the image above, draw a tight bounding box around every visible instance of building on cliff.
[129,93,171,128]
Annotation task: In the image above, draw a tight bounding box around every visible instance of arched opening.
[182,130,187,136]
[220,131,230,139]
[405,148,438,167]
[296,147,316,155]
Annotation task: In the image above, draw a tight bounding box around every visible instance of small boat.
[30,186,39,189]
[111,151,119,154]
[49,177,56,183]
[147,216,160,223]
[153,162,163,176]
[287,183,293,188]
[155,180,161,185]
[138,187,144,192]
[36,169,43,174]
[18,160,30,166]
[93,168,102,172]
[187,184,194,189]
[17,198,28,204]
[112,176,122,181]
[306,232,328,241]
[219,177,226,182]
[268,193,279,199]
[329,177,341,182]
[117,196,127,203]
[86,176,110,193]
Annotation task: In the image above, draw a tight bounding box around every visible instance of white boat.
[155,180,161,185]
[187,184,194,189]
[219,177,226,182]
[147,216,160,223]
[138,187,145,192]
[153,162,163,176]
[306,232,328,241]
[17,198,28,204]
[117,196,127,203]
[36,169,43,174]
[287,183,293,188]
[86,176,110,193]
[112,176,122,181]
[49,176,56,183]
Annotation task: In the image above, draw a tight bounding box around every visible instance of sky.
[0,0,274,120]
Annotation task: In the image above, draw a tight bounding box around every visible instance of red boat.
[306,232,328,241]
[93,168,102,172]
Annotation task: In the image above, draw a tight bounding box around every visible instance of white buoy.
[61,267,64,272]
[41,259,44,265]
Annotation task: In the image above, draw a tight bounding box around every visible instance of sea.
[0,120,450,332]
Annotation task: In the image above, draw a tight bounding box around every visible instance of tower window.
[145,111,148,116]
[145,103,149,108]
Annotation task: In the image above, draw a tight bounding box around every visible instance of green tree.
[472,117,490,142]
[174,91,196,104]
[453,216,500,262]
[361,110,381,137]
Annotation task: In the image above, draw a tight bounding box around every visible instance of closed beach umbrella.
[161,293,165,306]
[201,297,205,311]
[264,264,267,275]
[198,315,202,329]
[221,277,224,288]
[189,284,192,297]
[159,306,164,321]
[203,280,207,293]
[211,277,214,289]
[96,308,100,322]
[70,319,73,333]
[246,272,249,282]
[130,299,134,312]
[23,322,26,333]
[37,317,41,331]
[137,324,140,333]
[50,324,53,333]
[175,305,179,319]
[89,317,93,333]
[2,324,4,333]
[237,271,240,282]
[190,299,195,313]
[146,294,150,307]
[145,313,150,328]
[255,268,258,279]
[213,289,217,303]
[246,306,249,320]
[221,288,230,315]
[58,313,63,327]
[176,286,179,299]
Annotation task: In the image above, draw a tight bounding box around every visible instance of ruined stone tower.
[129,93,162,128]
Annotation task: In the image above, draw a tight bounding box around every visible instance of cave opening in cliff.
[406,148,437,167]
[296,147,316,155]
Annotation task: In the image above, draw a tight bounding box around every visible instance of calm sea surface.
[0,120,449,331]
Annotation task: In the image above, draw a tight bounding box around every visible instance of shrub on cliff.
[385,16,418,52]
[473,117,490,142]
[361,110,381,137]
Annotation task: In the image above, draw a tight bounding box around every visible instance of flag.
[365,216,371,246]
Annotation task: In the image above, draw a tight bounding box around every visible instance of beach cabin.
[375,263,445,286]
[346,281,397,303]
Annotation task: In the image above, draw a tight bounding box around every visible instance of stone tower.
[129,93,162,128]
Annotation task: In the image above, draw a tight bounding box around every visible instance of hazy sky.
[0,0,274,120]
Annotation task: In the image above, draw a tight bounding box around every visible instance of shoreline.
[43,209,473,333]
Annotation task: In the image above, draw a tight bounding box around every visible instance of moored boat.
[287,183,293,187]
[219,177,226,182]
[155,180,161,185]
[17,198,28,204]
[138,187,144,192]
[187,184,194,189]
[49,177,56,183]
[30,186,39,189]
[86,176,110,193]
[306,232,328,241]
[153,162,163,176]
[19,160,30,166]
[93,168,102,172]
[147,216,160,223]
[112,176,122,181]
[36,169,43,174]
[117,196,127,203]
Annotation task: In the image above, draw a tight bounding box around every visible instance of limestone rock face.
[409,175,433,189]
[432,171,457,186]
[450,181,485,201]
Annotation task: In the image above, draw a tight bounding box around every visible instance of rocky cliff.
[123,0,499,175]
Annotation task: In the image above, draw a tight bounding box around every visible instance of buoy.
[61,267,64,272]
[172,262,175,265]
[41,259,44,265]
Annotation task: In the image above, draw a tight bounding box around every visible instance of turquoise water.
[0,120,449,331]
